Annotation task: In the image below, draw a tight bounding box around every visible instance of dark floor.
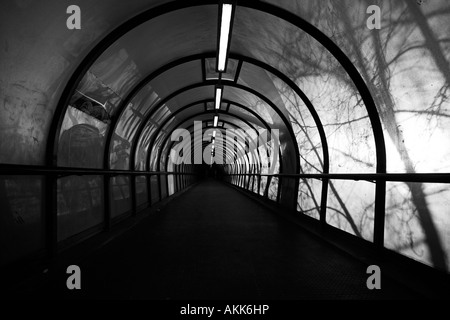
[8,179,429,299]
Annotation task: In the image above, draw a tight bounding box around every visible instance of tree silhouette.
[253,0,450,270]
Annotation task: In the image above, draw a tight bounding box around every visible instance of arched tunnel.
[1,0,450,302]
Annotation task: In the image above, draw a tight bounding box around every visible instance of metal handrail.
[0,164,198,177]
[224,172,450,183]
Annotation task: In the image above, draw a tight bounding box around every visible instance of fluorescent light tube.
[215,87,222,109]
[218,3,232,72]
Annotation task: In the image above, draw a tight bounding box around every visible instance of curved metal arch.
[105,52,328,178]
[228,53,331,221]
[238,0,386,244]
[125,79,298,174]
[128,80,299,177]
[169,128,252,170]
[140,98,273,172]
[166,130,254,193]
[47,0,386,242]
[132,100,207,172]
[48,0,384,175]
[107,54,210,170]
[160,109,267,172]
[48,0,222,166]
[159,114,275,178]
[166,122,263,171]
[158,120,262,175]
[166,119,267,174]
[140,98,268,171]
[157,112,266,173]
[230,54,329,170]
[164,123,254,169]
[224,80,300,173]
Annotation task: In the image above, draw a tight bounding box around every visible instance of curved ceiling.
[2,0,450,271]
[48,0,386,185]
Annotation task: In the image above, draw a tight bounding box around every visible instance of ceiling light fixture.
[215,86,222,110]
[217,3,233,72]
[213,115,219,127]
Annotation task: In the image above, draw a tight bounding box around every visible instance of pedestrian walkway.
[11,179,422,300]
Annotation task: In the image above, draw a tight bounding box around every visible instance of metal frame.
[164,115,267,169]
[143,99,269,170]
[145,98,271,166]
[162,118,264,171]
[128,79,300,175]
[27,0,390,261]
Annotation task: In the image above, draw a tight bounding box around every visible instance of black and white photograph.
[1,0,449,312]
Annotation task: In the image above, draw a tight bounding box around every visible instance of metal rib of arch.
[141,99,273,172]
[125,80,300,173]
[156,112,267,172]
[48,0,387,245]
[49,0,385,176]
[166,122,261,171]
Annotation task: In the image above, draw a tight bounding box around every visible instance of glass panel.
[238,62,286,111]
[289,112,322,175]
[223,86,274,126]
[92,5,218,102]
[110,96,170,170]
[168,174,175,196]
[0,176,44,266]
[57,175,103,242]
[150,175,159,204]
[58,68,126,169]
[297,178,321,220]
[90,49,140,101]
[151,60,203,97]
[170,104,206,130]
[228,104,264,128]
[135,122,153,171]
[58,109,106,168]
[326,180,375,241]
[110,175,131,219]
[109,134,131,170]
[268,176,279,201]
[71,71,122,118]
[252,175,258,193]
[248,175,254,191]
[110,106,147,170]
[165,86,215,110]
[160,175,168,199]
[136,175,148,207]
[384,182,450,272]
[129,86,161,120]
[263,0,450,174]
[232,8,377,174]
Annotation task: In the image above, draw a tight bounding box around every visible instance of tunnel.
[1,0,450,302]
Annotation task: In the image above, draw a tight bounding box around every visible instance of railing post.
[320,178,329,226]
[276,176,282,203]
[130,174,137,216]
[104,175,111,230]
[373,180,386,248]
[158,174,162,201]
[45,174,58,258]
[147,174,152,206]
